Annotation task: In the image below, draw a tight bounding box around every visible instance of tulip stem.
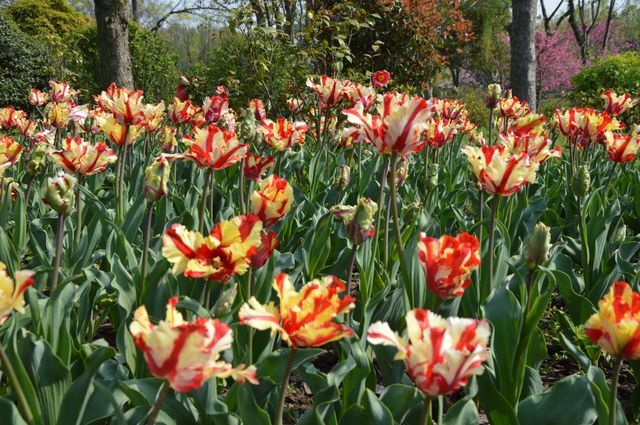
[145,380,171,425]
[419,396,433,425]
[239,159,246,214]
[576,195,591,290]
[140,203,154,302]
[603,163,616,195]
[357,141,363,194]
[246,268,254,364]
[199,169,212,233]
[390,153,413,309]
[488,109,494,145]
[50,213,65,293]
[24,175,34,209]
[74,177,83,248]
[368,157,388,286]
[275,348,296,425]
[609,356,623,425]
[345,246,358,327]
[118,127,130,227]
[484,195,500,302]
[0,343,34,424]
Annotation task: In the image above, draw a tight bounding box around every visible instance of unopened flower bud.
[387,157,409,187]
[426,164,439,191]
[612,223,627,244]
[43,172,76,215]
[213,283,237,317]
[572,165,590,197]
[346,197,378,245]
[335,164,350,190]
[26,146,47,177]
[144,156,170,202]
[524,222,551,269]
[486,84,502,109]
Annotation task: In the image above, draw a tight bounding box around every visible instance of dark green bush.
[571,51,640,121]
[4,0,88,37]
[0,12,54,109]
[73,24,179,102]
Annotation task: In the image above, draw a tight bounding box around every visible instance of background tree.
[509,0,537,110]
[94,0,134,88]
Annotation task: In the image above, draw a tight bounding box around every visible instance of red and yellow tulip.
[176,124,247,170]
[239,273,355,347]
[0,261,35,325]
[368,309,490,396]
[258,118,308,152]
[244,151,275,181]
[51,137,117,176]
[417,233,481,298]
[0,136,23,174]
[250,174,293,227]
[604,130,639,163]
[130,297,258,392]
[601,90,637,117]
[306,76,346,109]
[371,70,391,88]
[162,215,263,282]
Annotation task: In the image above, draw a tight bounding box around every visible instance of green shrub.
[0,12,54,109]
[571,51,640,121]
[3,0,88,37]
[73,24,179,102]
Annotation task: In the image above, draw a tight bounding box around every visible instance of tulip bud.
[144,156,170,202]
[485,84,502,109]
[426,163,439,191]
[612,223,627,244]
[346,197,378,245]
[524,222,551,270]
[335,164,350,190]
[213,283,238,317]
[26,146,47,177]
[387,157,409,187]
[42,172,76,215]
[572,165,590,198]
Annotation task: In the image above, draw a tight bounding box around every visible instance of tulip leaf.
[443,396,479,425]
[0,398,28,425]
[379,384,423,424]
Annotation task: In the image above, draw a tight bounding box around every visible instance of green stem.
[384,192,392,267]
[484,195,500,302]
[145,381,171,425]
[275,348,296,425]
[74,177,83,248]
[419,396,432,425]
[239,159,246,214]
[389,153,413,308]
[357,141,363,194]
[367,157,389,285]
[345,245,358,327]
[609,356,623,425]
[603,163,617,195]
[118,128,130,226]
[50,214,65,293]
[423,146,429,202]
[247,268,255,364]
[488,109,493,145]
[140,203,154,302]
[199,169,212,233]
[577,195,591,289]
[0,343,34,424]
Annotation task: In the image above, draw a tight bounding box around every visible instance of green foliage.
[3,0,88,37]
[73,24,179,101]
[194,25,310,114]
[0,12,53,109]
[571,51,640,121]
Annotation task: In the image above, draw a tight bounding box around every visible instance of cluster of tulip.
[0,70,639,425]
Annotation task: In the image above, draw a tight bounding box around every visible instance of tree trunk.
[95,0,134,89]
[131,0,138,22]
[509,0,537,111]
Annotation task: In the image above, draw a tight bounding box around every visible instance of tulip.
[462,145,538,196]
[417,232,481,299]
[46,102,71,129]
[431,98,468,122]
[203,96,229,123]
[48,80,77,102]
[258,118,308,152]
[29,88,49,106]
[107,85,146,125]
[239,272,355,348]
[249,230,279,269]
[0,136,23,175]
[371,70,391,88]
[497,96,530,120]
[334,164,350,190]
[601,90,637,117]
[555,108,621,147]
[175,124,247,170]
[572,164,591,198]
[485,83,501,109]
[0,107,26,129]
[162,214,262,283]
[143,102,166,133]
[130,297,257,392]
[499,131,561,164]
[604,130,639,163]
[168,97,199,124]
[287,98,303,113]
[343,92,430,156]
[423,118,458,149]
[0,262,35,422]
[176,75,191,101]
[248,99,267,121]
[368,309,489,425]
[250,174,293,227]
[243,152,274,181]
[343,83,376,109]
[584,281,640,425]
[51,137,117,176]
[511,113,546,135]
[306,75,346,109]
[144,156,171,203]
[240,273,353,425]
